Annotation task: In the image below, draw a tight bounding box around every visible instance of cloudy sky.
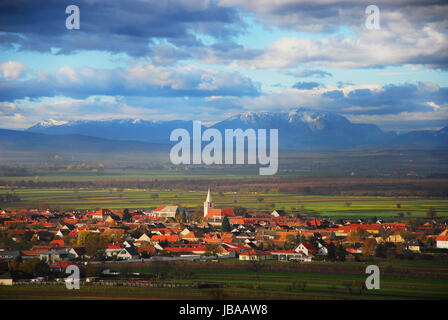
[0,0,447,131]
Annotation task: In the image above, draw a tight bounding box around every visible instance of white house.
[68,247,86,260]
[436,235,448,249]
[117,247,140,260]
[270,210,286,218]
[239,250,271,261]
[105,244,122,258]
[294,242,317,257]
[270,242,317,262]
[137,233,152,242]
[315,240,329,256]
[149,206,179,218]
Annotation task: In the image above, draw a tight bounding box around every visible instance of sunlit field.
[1,261,447,300]
[1,187,447,218]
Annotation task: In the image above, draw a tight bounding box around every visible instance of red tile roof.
[49,261,76,269]
[150,235,179,242]
[205,208,235,218]
[50,240,65,247]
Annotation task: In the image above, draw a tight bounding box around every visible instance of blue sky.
[0,0,447,131]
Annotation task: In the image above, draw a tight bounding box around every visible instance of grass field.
[1,187,447,218]
[0,168,266,182]
[1,261,448,300]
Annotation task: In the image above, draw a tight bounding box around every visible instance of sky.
[0,0,447,132]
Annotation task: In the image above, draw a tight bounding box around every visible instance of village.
[0,189,447,286]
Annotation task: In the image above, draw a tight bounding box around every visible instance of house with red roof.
[149,206,180,219]
[137,245,156,256]
[163,244,208,255]
[150,234,180,244]
[270,242,317,262]
[239,250,271,261]
[294,242,317,258]
[49,239,65,248]
[49,261,76,272]
[436,233,448,249]
[180,229,200,242]
[105,243,123,258]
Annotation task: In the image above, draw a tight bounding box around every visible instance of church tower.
[204,188,213,217]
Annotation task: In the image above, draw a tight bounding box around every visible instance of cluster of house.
[1,189,448,271]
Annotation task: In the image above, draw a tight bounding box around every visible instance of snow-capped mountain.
[212,108,391,149]
[34,119,68,127]
[25,108,448,150]
[28,119,197,144]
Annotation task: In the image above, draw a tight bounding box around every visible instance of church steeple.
[206,188,212,203]
[204,188,214,217]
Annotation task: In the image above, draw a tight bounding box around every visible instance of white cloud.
[231,24,447,69]
[0,102,17,115]
[427,101,440,110]
[0,61,27,80]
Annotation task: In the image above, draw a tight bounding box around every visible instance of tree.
[77,231,106,259]
[19,258,50,277]
[205,244,220,256]
[399,230,415,242]
[284,235,298,250]
[23,231,34,242]
[85,264,102,277]
[347,228,369,242]
[233,206,248,217]
[122,208,132,222]
[296,233,306,244]
[362,238,376,260]
[130,229,143,239]
[247,259,264,281]
[327,243,336,261]
[336,244,346,261]
[343,281,354,295]
[353,279,367,295]
[181,209,187,223]
[221,216,231,232]
[426,207,437,219]
[375,243,386,258]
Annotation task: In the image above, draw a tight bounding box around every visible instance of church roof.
[205,208,235,218]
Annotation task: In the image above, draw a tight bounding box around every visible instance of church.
[203,188,235,225]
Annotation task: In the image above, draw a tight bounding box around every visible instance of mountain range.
[24,108,448,151]
[0,129,169,154]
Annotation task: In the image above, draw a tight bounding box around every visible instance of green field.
[0,168,267,182]
[1,187,447,218]
[1,261,447,300]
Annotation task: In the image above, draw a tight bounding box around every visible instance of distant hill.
[24,108,448,150]
[28,119,196,145]
[0,129,170,153]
